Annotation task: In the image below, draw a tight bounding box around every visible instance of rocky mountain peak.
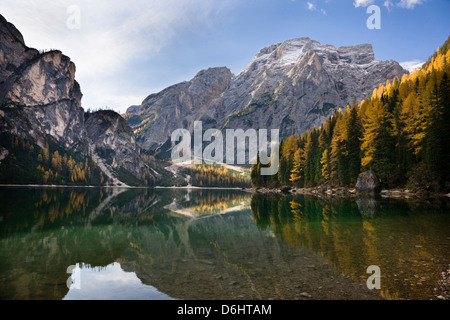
[192,67,233,82]
[243,38,378,73]
[243,37,318,72]
[85,110,144,181]
[127,37,407,152]
[0,14,25,44]
[125,67,234,150]
[0,15,39,88]
[188,67,233,98]
[2,49,81,108]
[336,43,375,65]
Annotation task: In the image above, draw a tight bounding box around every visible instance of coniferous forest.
[252,36,450,192]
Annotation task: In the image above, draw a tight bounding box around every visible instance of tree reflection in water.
[0,187,449,300]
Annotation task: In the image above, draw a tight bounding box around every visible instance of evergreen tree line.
[0,134,160,186]
[36,142,110,185]
[0,135,106,185]
[252,37,450,191]
[188,164,251,188]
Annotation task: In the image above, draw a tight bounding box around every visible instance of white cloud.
[353,0,375,7]
[354,0,425,9]
[0,0,239,112]
[397,0,424,9]
[306,1,327,15]
[307,2,317,10]
[383,0,394,10]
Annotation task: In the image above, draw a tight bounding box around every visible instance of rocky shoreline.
[434,265,450,300]
[243,186,450,199]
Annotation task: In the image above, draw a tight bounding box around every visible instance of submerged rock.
[356,197,380,217]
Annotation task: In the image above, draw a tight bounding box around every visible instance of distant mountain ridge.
[125,37,408,152]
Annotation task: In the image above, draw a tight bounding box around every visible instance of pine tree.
[290,148,304,186]
[51,151,62,173]
[251,153,264,187]
[303,129,321,187]
[361,98,396,186]
[329,111,348,186]
[400,91,420,159]
[346,105,363,184]
[320,149,330,182]
[422,71,450,188]
[438,72,450,185]
[279,135,299,186]
[43,143,50,164]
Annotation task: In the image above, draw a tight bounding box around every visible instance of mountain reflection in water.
[0,187,449,300]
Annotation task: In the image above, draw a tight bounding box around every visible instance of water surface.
[0,187,449,300]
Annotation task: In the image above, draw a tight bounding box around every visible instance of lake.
[0,187,449,300]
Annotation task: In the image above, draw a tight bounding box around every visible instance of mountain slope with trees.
[252,36,450,193]
[0,14,153,186]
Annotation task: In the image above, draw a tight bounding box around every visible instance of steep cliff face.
[0,15,148,185]
[127,37,407,151]
[85,110,144,181]
[0,15,37,83]
[125,67,233,150]
[0,15,86,153]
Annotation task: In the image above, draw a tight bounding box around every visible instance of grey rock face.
[0,15,39,83]
[356,170,381,193]
[85,110,144,178]
[125,67,233,150]
[0,14,146,184]
[0,14,86,153]
[127,37,408,151]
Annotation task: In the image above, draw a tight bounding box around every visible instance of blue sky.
[0,0,449,114]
